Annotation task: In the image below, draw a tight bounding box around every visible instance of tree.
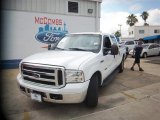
[126,14,138,26]
[141,11,149,26]
[114,30,121,37]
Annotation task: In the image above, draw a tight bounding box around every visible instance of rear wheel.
[143,53,147,58]
[85,74,98,108]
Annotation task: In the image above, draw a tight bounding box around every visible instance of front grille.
[21,63,65,88]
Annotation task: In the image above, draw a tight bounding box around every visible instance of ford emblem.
[32,73,40,78]
[35,24,68,44]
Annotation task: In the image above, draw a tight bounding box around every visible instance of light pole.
[118,24,122,37]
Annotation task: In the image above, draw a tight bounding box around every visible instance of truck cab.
[17,32,125,107]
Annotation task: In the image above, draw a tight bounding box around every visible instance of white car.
[129,43,160,58]
[122,40,137,53]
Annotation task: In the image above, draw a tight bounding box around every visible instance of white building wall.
[128,25,160,40]
[2,10,97,60]
[2,0,100,17]
[2,0,101,61]
[134,26,150,39]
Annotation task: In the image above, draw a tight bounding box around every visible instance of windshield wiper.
[69,48,88,51]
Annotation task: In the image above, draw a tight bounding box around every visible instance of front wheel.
[85,74,98,108]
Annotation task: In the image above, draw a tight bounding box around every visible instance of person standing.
[130,39,144,71]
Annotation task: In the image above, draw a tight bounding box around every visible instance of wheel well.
[92,71,102,86]
[143,52,147,55]
[123,54,125,59]
[143,52,147,56]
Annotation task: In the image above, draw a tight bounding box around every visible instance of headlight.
[19,62,23,75]
[65,70,85,83]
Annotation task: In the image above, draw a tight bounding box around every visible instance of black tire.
[143,53,147,58]
[119,56,124,73]
[125,53,128,60]
[85,74,98,108]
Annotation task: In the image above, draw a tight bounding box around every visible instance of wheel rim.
[144,53,147,58]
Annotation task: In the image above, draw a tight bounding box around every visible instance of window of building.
[129,31,133,35]
[129,32,131,35]
[154,29,160,33]
[139,30,144,34]
[68,1,78,13]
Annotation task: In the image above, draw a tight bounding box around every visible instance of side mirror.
[111,44,119,55]
[48,44,51,50]
[48,44,56,50]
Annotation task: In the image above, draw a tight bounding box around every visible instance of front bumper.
[17,74,90,103]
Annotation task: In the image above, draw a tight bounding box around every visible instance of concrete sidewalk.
[125,57,160,77]
[72,82,160,120]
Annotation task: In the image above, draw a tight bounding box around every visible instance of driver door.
[148,44,154,56]
[100,36,115,80]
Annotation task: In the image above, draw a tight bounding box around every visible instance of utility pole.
[118,24,122,37]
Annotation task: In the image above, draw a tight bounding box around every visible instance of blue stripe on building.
[143,35,160,40]
[0,59,22,69]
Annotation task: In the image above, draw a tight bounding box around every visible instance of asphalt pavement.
[1,56,160,120]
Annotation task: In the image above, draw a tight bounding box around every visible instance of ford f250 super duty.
[17,33,126,107]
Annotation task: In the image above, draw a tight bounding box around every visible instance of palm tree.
[141,11,149,25]
[126,14,138,26]
[114,30,121,37]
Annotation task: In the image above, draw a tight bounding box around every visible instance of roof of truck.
[67,32,114,36]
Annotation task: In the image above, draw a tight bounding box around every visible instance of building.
[122,25,160,43]
[1,0,102,68]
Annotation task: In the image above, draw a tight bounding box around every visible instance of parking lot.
[1,56,160,120]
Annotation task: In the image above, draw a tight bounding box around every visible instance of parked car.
[123,40,137,53]
[119,42,128,59]
[129,43,160,58]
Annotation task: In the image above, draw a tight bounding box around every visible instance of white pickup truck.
[17,33,126,107]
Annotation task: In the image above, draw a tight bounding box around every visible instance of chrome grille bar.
[21,62,65,88]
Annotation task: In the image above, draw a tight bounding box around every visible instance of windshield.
[142,44,149,49]
[54,34,101,53]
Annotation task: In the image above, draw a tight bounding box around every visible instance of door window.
[110,35,118,45]
[149,45,154,49]
[103,36,111,48]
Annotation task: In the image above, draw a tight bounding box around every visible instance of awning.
[143,35,160,40]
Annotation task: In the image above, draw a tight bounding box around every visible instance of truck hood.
[21,51,96,69]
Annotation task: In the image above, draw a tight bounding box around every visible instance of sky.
[100,0,160,37]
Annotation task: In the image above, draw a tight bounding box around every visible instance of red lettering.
[59,19,62,25]
[56,19,59,25]
[40,18,44,24]
[44,17,47,24]
[52,19,56,25]
[35,16,64,25]
[35,17,40,24]
[48,19,52,24]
